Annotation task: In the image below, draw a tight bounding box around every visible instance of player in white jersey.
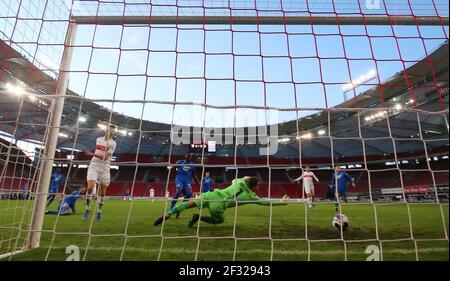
[295,166,319,210]
[83,124,117,222]
[149,188,155,202]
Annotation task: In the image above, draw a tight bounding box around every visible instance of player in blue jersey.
[45,187,87,216]
[201,172,212,194]
[124,189,132,201]
[330,166,356,212]
[20,183,29,200]
[171,154,200,217]
[46,168,65,208]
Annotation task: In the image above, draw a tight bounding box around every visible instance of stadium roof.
[0,39,448,161]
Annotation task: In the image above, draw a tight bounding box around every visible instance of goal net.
[0,0,448,261]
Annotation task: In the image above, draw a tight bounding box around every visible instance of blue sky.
[67,22,448,127]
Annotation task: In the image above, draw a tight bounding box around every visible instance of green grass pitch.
[0,199,448,261]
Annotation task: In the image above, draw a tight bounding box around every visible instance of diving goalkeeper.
[154,177,289,228]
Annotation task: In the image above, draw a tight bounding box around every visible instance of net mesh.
[0,0,449,261]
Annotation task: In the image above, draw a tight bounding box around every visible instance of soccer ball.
[332,214,350,231]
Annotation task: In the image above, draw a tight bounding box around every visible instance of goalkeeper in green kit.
[154,177,289,227]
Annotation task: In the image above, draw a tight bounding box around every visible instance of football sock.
[170,191,181,209]
[97,196,105,213]
[46,195,55,208]
[85,197,91,211]
[168,202,191,216]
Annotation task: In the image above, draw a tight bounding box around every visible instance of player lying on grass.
[154,177,289,228]
[330,166,356,212]
[46,187,87,216]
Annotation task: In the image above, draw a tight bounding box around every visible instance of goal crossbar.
[70,15,449,26]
